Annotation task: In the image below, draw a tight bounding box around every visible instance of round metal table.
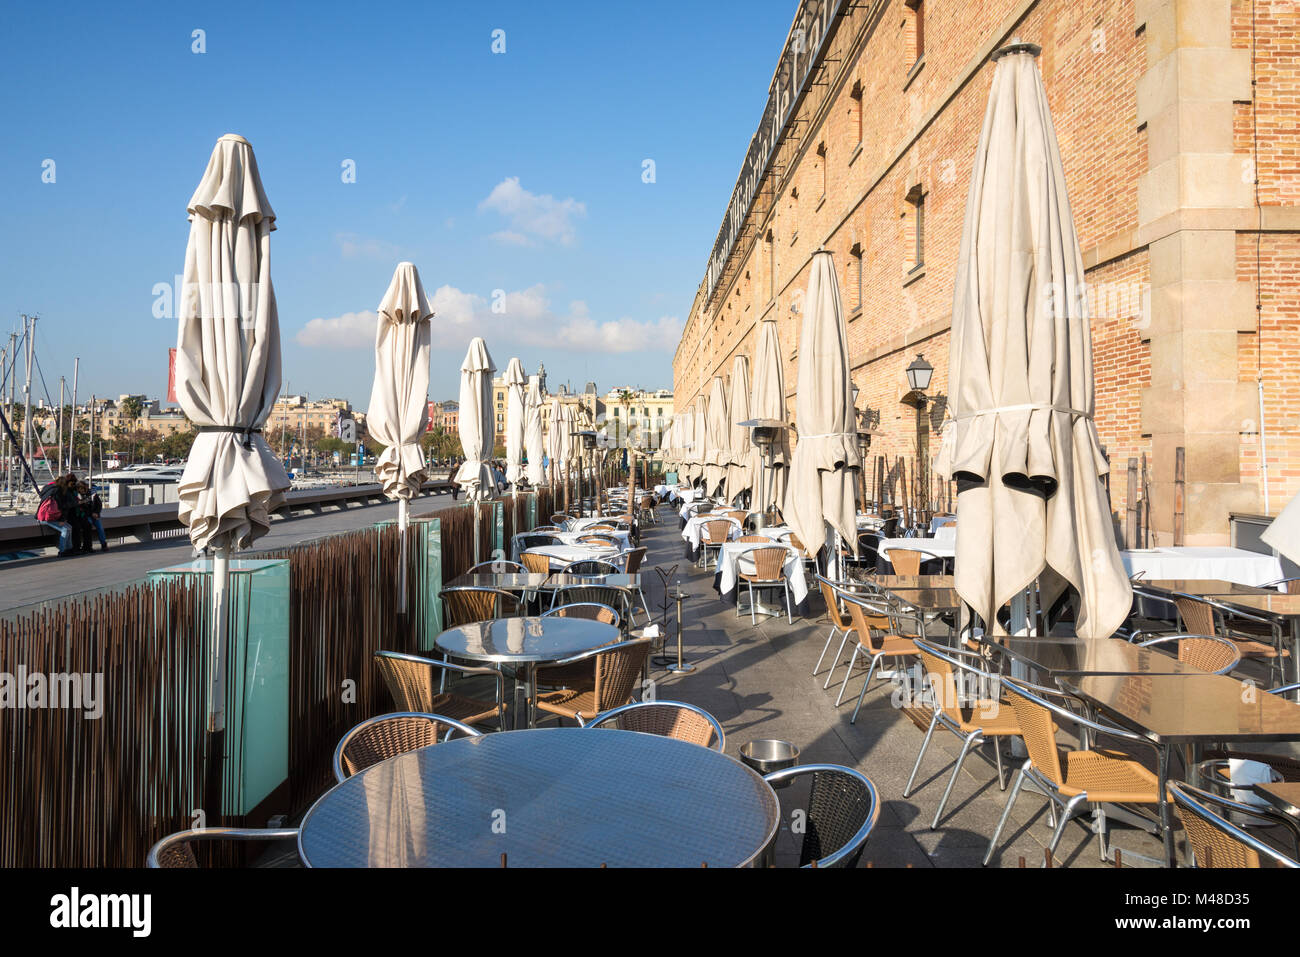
[298,727,780,867]
[436,617,620,728]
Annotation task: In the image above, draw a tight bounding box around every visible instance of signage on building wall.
[704,0,845,306]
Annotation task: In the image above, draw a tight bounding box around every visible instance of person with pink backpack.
[36,474,77,557]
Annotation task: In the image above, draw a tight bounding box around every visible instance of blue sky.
[0,0,795,409]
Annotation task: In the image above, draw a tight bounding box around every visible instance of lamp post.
[739,417,786,529]
[572,429,597,516]
[903,354,934,520]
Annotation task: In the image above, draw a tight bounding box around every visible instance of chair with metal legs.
[983,676,1171,867]
[813,575,854,680]
[736,544,794,624]
[835,596,924,722]
[905,639,1023,829]
[762,764,880,868]
[1170,781,1300,868]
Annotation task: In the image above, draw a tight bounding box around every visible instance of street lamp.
[905,354,934,394]
[572,429,598,515]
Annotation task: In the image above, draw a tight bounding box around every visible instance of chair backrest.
[762,764,879,867]
[578,535,619,548]
[549,513,571,527]
[724,510,748,523]
[520,551,552,574]
[780,531,814,559]
[1139,634,1240,675]
[621,546,647,574]
[741,545,789,581]
[374,650,444,711]
[468,559,525,574]
[889,549,922,576]
[703,519,736,544]
[543,602,620,628]
[560,559,620,576]
[587,700,724,751]
[592,638,652,711]
[737,535,768,543]
[516,533,562,551]
[844,595,897,653]
[441,587,519,627]
[913,638,1003,723]
[1173,595,1217,635]
[551,584,629,619]
[332,711,481,781]
[817,576,853,630]
[999,678,1066,786]
[146,826,300,869]
[1171,782,1300,868]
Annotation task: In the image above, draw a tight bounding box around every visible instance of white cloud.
[296,285,679,356]
[336,232,403,260]
[478,177,585,245]
[295,310,377,349]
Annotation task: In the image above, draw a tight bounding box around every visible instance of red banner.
[426,400,437,432]
[167,348,177,403]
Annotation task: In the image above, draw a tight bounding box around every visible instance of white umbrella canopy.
[750,319,791,508]
[725,355,757,503]
[690,395,709,486]
[367,262,433,502]
[176,133,290,552]
[703,375,730,497]
[783,250,862,561]
[546,396,565,483]
[503,357,526,487]
[454,338,499,501]
[936,44,1131,639]
[524,376,545,487]
[1262,495,1300,567]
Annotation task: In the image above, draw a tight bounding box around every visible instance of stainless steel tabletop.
[434,616,619,665]
[297,727,781,867]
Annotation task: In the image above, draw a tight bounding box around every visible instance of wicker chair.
[780,531,820,578]
[587,700,725,751]
[906,639,1026,828]
[1171,593,1288,685]
[1136,633,1241,675]
[559,559,621,576]
[983,677,1169,866]
[547,583,631,623]
[700,518,738,569]
[532,638,652,725]
[441,586,520,628]
[814,576,856,681]
[332,711,482,782]
[736,544,794,624]
[619,546,650,623]
[542,601,620,627]
[763,765,880,868]
[578,535,620,548]
[373,650,507,728]
[549,512,572,528]
[886,547,943,577]
[638,494,657,525]
[515,533,563,552]
[147,826,300,868]
[467,559,525,575]
[520,551,553,574]
[1263,578,1300,595]
[1171,781,1300,868]
[835,595,923,721]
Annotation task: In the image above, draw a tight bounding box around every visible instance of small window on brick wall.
[850,80,863,146]
[849,242,864,312]
[906,0,925,66]
[906,183,926,274]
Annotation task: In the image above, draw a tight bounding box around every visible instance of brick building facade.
[672,0,1300,544]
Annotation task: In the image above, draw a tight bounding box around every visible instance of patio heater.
[572,429,597,516]
[739,417,787,530]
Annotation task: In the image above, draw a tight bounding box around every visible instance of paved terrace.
[632,512,1170,868]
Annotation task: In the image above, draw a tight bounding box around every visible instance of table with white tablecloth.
[513,529,631,560]
[1121,547,1283,587]
[711,541,809,617]
[567,515,636,534]
[523,543,625,571]
[877,532,956,571]
[681,514,742,561]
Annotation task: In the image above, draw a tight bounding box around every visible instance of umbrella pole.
[397,497,409,615]
[206,541,231,822]
[473,499,481,566]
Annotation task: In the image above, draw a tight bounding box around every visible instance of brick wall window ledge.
[849,305,863,322]
[816,194,826,212]
[903,264,926,287]
[848,142,863,167]
[904,55,926,92]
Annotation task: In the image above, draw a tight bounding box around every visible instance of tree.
[120,396,145,421]
[160,428,196,461]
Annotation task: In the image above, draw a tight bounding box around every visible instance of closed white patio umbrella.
[725,355,757,504]
[174,133,290,741]
[503,357,526,488]
[703,376,730,498]
[366,261,434,613]
[750,319,790,510]
[783,250,862,573]
[936,42,1131,639]
[454,337,498,501]
[524,375,545,487]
